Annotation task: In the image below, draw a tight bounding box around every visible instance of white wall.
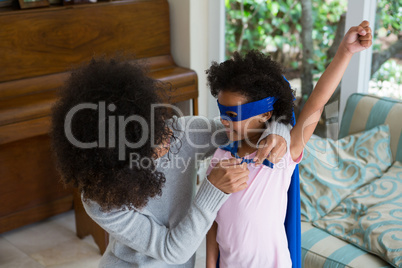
[189,0,209,117]
[167,0,190,67]
[207,0,225,119]
[167,0,225,117]
[166,0,192,116]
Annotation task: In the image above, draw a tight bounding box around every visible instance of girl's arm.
[206,221,219,268]
[290,20,372,161]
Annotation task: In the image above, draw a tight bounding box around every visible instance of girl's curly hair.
[51,57,174,211]
[206,50,295,124]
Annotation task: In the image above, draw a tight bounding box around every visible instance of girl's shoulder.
[273,149,303,171]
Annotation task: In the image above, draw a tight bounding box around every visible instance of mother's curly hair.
[51,57,174,211]
[206,50,295,124]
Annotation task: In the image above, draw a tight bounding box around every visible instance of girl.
[205,21,372,268]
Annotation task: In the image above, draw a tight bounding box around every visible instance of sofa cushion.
[301,222,392,268]
[300,125,392,222]
[339,93,402,163]
[313,161,402,267]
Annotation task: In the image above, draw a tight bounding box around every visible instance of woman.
[50,57,289,267]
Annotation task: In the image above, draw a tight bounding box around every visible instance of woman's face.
[153,129,172,159]
[217,91,271,143]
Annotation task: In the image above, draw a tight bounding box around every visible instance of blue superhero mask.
[217,96,278,122]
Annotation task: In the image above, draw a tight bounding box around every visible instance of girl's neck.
[236,135,261,158]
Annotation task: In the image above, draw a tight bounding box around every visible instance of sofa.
[299,93,402,268]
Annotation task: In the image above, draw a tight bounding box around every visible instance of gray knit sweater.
[83,116,290,267]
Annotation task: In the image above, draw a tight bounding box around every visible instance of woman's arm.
[290,21,372,161]
[206,221,219,268]
[83,178,228,265]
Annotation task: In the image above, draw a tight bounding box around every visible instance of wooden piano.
[0,0,198,254]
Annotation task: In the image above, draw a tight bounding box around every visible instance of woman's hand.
[253,134,287,165]
[207,158,249,194]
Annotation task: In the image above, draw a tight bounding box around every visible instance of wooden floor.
[0,210,207,268]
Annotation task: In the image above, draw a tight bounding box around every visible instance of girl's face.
[217,91,272,142]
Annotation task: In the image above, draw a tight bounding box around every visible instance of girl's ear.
[259,111,273,123]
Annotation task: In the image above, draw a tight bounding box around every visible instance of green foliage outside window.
[372,59,402,85]
[225,0,347,73]
[225,0,401,83]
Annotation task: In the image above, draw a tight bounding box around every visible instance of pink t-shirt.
[207,148,302,268]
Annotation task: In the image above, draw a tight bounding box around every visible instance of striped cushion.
[301,222,392,268]
[339,93,402,163]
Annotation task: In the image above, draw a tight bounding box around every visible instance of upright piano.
[0,0,198,253]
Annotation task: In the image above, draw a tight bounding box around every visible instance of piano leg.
[193,98,199,116]
[74,189,109,255]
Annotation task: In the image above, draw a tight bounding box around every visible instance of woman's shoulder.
[82,195,127,217]
[82,195,162,226]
